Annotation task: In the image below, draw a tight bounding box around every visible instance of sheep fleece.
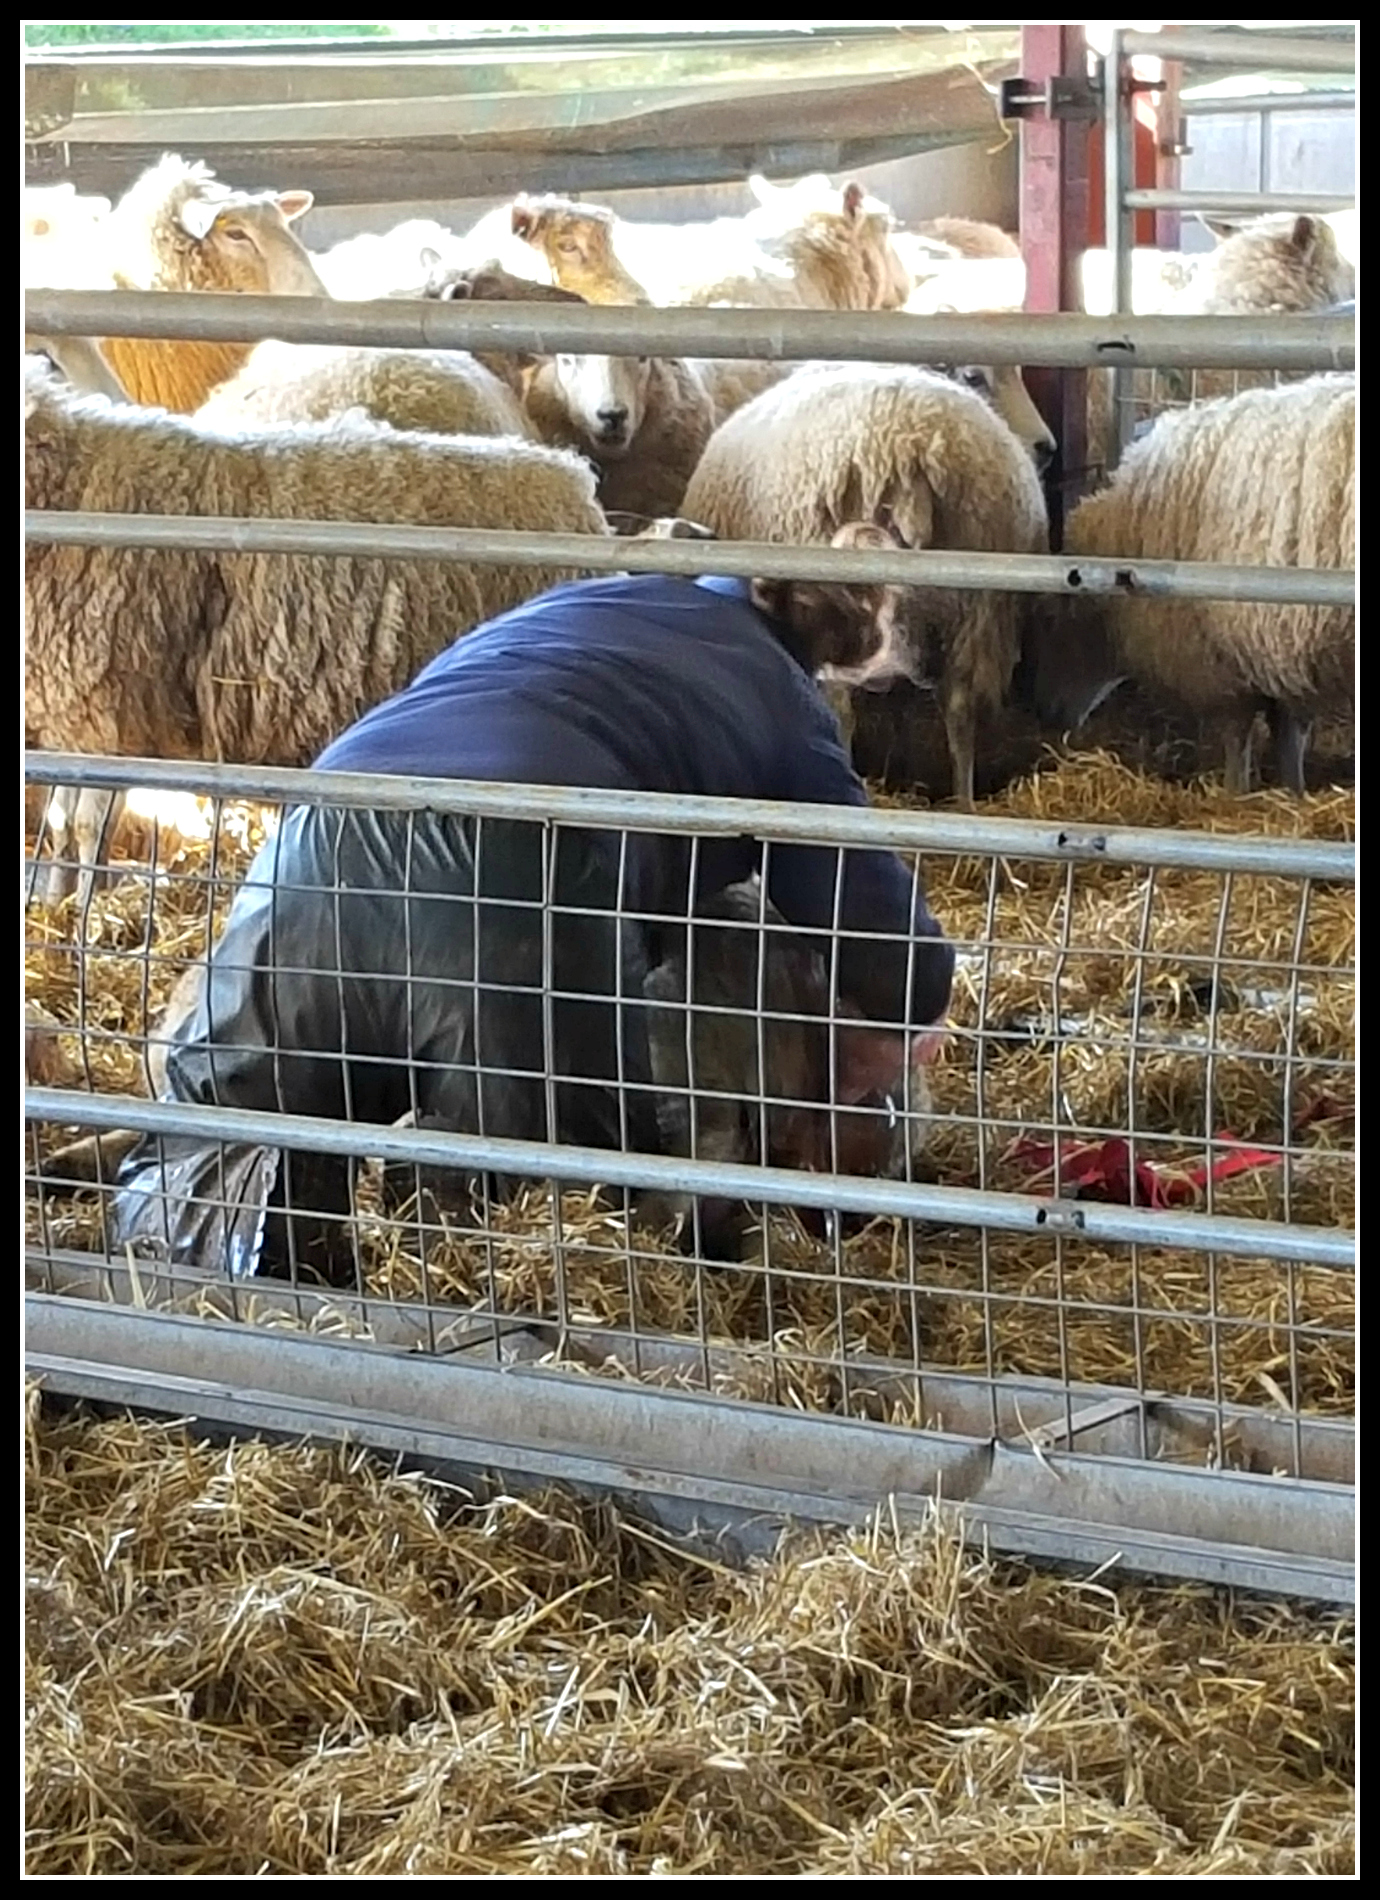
[25,366,604,769]
[681,363,1049,702]
[1065,374,1355,715]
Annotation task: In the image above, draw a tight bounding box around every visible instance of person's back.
[317,571,953,1027]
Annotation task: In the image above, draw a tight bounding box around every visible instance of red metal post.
[1018,23,1090,538]
[1155,28,1184,254]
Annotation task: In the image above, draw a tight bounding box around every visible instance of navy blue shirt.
[315,573,953,1029]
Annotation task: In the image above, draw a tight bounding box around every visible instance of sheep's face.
[512,198,619,298]
[177,187,326,297]
[553,352,652,457]
[1020,597,1129,734]
[950,364,1057,472]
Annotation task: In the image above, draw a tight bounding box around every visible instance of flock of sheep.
[25,156,1356,908]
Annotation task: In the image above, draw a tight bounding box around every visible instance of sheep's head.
[752,522,907,682]
[168,173,325,296]
[510,194,627,299]
[1197,212,1355,310]
[550,352,653,457]
[417,256,586,307]
[841,180,913,309]
[952,363,1057,472]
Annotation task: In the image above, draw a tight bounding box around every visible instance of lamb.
[195,341,531,441]
[70,153,327,412]
[1026,374,1355,795]
[25,356,607,904]
[681,362,1051,810]
[522,349,716,517]
[638,878,940,1261]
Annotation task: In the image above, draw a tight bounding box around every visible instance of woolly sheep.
[912,216,1020,261]
[681,362,1051,810]
[195,342,531,441]
[396,258,592,398]
[522,350,715,517]
[83,154,326,413]
[313,217,470,299]
[1091,214,1355,459]
[510,183,912,313]
[1026,374,1355,795]
[1178,212,1354,316]
[25,358,606,904]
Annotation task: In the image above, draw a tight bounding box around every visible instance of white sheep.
[195,342,531,441]
[1027,374,1355,795]
[42,152,326,414]
[522,350,716,517]
[681,362,1051,810]
[25,358,608,905]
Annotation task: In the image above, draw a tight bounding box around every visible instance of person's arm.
[764,690,955,1031]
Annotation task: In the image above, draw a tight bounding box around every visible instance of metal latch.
[999,74,1101,123]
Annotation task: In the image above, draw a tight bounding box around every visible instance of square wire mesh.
[25,770,1354,1485]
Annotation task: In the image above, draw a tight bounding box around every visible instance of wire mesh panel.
[25,761,1354,1541]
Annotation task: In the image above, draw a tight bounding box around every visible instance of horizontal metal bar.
[29,1250,1353,1485]
[24,1300,1355,1601]
[1124,188,1355,214]
[1180,89,1355,115]
[1124,28,1356,74]
[24,752,1356,881]
[23,290,1355,372]
[24,513,1356,610]
[24,1088,1355,1269]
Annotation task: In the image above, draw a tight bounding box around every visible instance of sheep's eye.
[218,222,252,244]
[557,239,580,256]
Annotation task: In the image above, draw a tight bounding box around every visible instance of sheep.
[1091,214,1356,461]
[522,349,716,517]
[1026,374,1355,795]
[509,194,651,305]
[25,356,607,905]
[195,341,532,441]
[313,216,469,299]
[395,257,593,400]
[71,153,327,413]
[1176,212,1354,317]
[508,183,912,313]
[681,362,1051,810]
[912,216,1020,261]
[25,332,129,404]
[425,230,1053,472]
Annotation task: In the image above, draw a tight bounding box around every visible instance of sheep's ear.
[418,245,442,272]
[830,519,900,556]
[1201,215,1237,242]
[275,190,314,223]
[1289,214,1318,256]
[179,196,221,241]
[842,181,865,221]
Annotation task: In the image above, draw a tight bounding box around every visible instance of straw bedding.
[24,1386,1354,1876]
